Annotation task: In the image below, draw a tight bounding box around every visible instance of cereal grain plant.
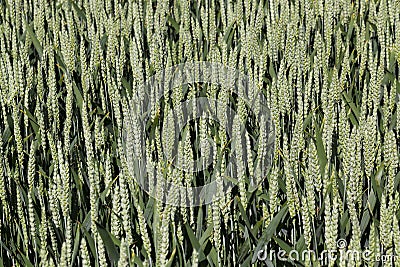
[0,0,399,266]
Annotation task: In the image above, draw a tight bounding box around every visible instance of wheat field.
[0,0,399,266]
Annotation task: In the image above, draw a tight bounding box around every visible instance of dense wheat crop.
[0,0,400,266]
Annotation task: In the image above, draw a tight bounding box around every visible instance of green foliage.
[0,0,399,266]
